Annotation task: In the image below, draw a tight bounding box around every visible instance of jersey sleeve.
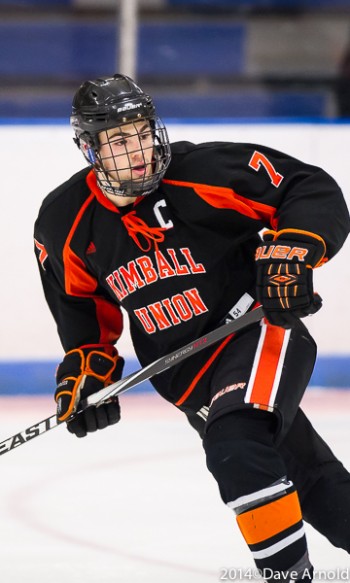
[168,141,350,262]
[34,203,123,354]
[239,144,350,260]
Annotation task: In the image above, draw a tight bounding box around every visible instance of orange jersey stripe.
[162,179,278,228]
[175,333,234,407]
[237,490,302,545]
[245,322,290,407]
[86,170,120,213]
[63,193,97,295]
[63,192,123,344]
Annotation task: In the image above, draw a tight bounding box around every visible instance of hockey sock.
[203,410,314,581]
[231,478,313,581]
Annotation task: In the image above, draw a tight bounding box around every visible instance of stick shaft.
[0,413,59,456]
[82,307,264,408]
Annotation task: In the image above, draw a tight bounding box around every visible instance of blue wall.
[0,21,245,78]
[168,0,350,7]
[0,19,329,119]
[0,356,349,395]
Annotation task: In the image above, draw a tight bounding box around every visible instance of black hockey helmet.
[71,74,171,197]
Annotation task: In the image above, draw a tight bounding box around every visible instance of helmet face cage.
[70,75,171,197]
[92,115,170,198]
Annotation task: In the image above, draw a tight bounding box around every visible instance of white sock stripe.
[251,525,305,560]
[227,480,293,511]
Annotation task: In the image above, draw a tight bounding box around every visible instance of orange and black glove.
[255,229,326,328]
[55,347,124,438]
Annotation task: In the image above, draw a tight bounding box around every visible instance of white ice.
[0,389,349,583]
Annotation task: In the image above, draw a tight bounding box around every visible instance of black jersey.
[34,141,350,410]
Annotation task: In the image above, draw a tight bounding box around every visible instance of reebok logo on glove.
[255,245,309,262]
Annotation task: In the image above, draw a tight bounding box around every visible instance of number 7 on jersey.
[248,151,284,188]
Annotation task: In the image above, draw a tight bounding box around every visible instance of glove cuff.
[261,228,327,268]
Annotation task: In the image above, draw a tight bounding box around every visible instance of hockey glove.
[55,347,124,438]
[255,229,326,328]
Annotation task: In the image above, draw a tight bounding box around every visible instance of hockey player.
[34,74,350,581]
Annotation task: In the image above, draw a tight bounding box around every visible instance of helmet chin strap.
[96,173,130,197]
[96,170,148,199]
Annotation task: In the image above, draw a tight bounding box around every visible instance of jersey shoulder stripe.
[162,178,277,226]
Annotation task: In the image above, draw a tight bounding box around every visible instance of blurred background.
[2,0,350,119]
[1,0,350,394]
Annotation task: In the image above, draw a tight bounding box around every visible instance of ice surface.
[0,390,348,583]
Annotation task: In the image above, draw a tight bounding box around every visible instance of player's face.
[98,120,154,188]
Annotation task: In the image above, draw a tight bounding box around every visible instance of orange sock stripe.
[237,491,302,545]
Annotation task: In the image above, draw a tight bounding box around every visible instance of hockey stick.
[0,306,263,456]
